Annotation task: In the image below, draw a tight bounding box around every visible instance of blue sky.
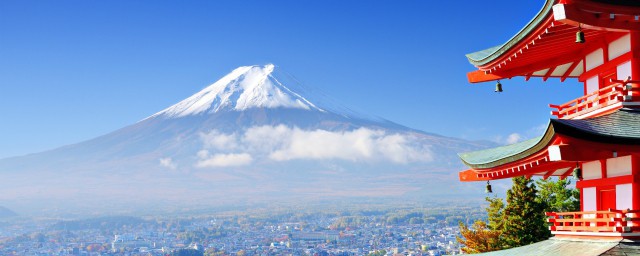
[0,1,581,159]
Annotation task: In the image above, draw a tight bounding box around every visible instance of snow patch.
[152,64,322,118]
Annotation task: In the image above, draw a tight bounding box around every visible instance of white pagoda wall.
[579,155,636,211]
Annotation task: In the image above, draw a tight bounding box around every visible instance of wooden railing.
[549,77,640,119]
[546,209,640,233]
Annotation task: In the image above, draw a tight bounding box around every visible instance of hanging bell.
[573,165,582,180]
[576,30,585,44]
[485,181,493,193]
[495,81,503,93]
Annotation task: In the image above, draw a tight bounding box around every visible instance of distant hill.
[0,64,494,215]
[0,206,17,218]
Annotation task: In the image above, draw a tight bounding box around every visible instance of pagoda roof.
[459,136,548,170]
[465,0,640,83]
[466,0,555,67]
[459,109,640,181]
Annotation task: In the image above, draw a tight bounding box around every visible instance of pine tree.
[486,196,505,231]
[535,177,580,213]
[502,176,550,247]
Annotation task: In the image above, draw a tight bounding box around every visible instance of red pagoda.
[459,0,640,241]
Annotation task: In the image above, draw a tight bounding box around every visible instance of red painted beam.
[467,70,508,83]
[561,60,581,82]
[543,66,557,81]
[543,169,557,180]
[576,175,637,189]
[554,3,640,32]
[476,17,556,70]
[491,52,583,79]
[578,52,632,81]
[560,167,574,180]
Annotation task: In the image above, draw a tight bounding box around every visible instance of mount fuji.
[0,64,492,215]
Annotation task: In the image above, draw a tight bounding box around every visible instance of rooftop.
[475,238,640,256]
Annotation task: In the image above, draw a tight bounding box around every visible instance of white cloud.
[197,150,210,159]
[196,153,253,168]
[196,125,432,166]
[159,157,177,170]
[506,133,522,144]
[200,131,238,150]
[242,125,291,153]
[494,123,547,145]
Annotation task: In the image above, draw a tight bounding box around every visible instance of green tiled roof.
[466,0,640,67]
[459,136,543,166]
[458,109,640,169]
[466,0,555,66]
[551,108,640,144]
[474,238,621,256]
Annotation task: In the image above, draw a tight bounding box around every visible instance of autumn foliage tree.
[457,220,502,254]
[458,176,562,253]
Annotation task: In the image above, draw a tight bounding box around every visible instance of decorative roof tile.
[551,108,640,144]
[459,109,640,169]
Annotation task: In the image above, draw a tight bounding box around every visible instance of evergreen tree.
[535,177,580,213]
[459,177,579,253]
[502,176,550,247]
[486,196,505,231]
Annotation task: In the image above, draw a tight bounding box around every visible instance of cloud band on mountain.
[196,152,253,167]
[195,125,432,168]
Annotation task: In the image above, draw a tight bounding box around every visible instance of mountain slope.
[0,64,493,215]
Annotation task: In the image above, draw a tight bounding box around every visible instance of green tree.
[535,177,580,213]
[367,249,387,256]
[485,196,505,231]
[502,176,550,247]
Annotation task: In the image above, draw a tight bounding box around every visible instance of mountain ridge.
[0,64,494,215]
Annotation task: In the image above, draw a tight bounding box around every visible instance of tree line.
[457,177,579,253]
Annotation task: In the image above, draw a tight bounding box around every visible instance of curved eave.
[459,109,640,176]
[459,124,556,170]
[466,0,556,67]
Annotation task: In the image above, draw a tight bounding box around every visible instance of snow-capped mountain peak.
[153,64,322,118]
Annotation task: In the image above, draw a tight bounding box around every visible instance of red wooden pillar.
[633,155,640,210]
[630,32,640,99]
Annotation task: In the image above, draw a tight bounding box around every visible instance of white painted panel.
[584,187,597,211]
[617,61,632,80]
[583,160,602,180]
[552,62,573,76]
[607,155,632,177]
[548,145,562,161]
[552,167,570,176]
[609,34,631,60]
[586,76,599,102]
[532,68,549,76]
[570,60,584,76]
[586,48,604,71]
[617,183,633,210]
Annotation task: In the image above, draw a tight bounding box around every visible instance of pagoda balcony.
[549,78,640,119]
[546,209,640,239]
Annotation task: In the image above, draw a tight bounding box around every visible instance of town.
[0,202,485,255]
